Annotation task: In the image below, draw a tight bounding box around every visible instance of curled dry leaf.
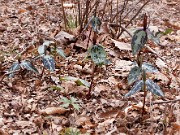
[55,31,76,45]
[124,102,148,116]
[99,109,122,119]
[40,107,68,115]
[75,116,94,129]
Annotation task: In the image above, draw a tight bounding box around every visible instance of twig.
[109,23,132,37]
[61,0,67,30]
[146,98,180,105]
[117,0,150,38]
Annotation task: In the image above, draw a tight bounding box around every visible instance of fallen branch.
[146,98,180,105]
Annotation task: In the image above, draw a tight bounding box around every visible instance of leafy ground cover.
[0,0,180,134]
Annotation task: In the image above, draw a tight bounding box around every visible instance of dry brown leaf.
[40,107,68,115]
[125,102,148,116]
[15,121,35,128]
[99,109,119,119]
[155,58,168,68]
[75,116,94,128]
[55,31,76,45]
[0,129,9,135]
[111,39,131,51]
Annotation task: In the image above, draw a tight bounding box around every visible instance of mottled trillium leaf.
[146,79,164,96]
[125,80,143,97]
[42,55,55,71]
[128,66,142,85]
[20,60,39,73]
[142,63,158,73]
[90,16,101,32]
[56,48,66,58]
[131,29,147,55]
[147,31,161,45]
[38,45,46,55]
[90,45,107,65]
[8,62,21,77]
[75,79,90,87]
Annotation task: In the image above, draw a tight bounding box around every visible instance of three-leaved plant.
[125,14,164,116]
[86,44,110,98]
[60,96,81,111]
[37,40,66,75]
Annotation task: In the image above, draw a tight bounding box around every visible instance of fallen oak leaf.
[40,107,68,115]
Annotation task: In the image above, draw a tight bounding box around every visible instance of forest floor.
[0,0,180,135]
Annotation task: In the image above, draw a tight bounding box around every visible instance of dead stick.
[146,98,180,105]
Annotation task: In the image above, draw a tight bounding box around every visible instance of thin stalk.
[142,69,147,118]
[87,64,97,99]
[77,0,81,28]
[86,27,93,49]
[110,0,113,23]
[40,66,45,79]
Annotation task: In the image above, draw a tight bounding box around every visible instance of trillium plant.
[6,40,66,79]
[125,14,164,116]
[37,40,66,76]
[86,44,110,98]
[7,58,39,78]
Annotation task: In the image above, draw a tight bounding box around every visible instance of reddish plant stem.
[40,66,45,79]
[86,27,93,49]
[142,80,146,118]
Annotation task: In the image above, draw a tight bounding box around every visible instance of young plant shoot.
[125,14,164,117]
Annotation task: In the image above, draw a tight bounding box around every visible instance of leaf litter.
[0,0,180,134]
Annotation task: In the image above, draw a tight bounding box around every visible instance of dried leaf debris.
[0,0,180,134]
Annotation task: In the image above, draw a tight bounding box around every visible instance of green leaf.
[38,45,46,55]
[125,80,143,97]
[148,31,161,45]
[60,76,78,81]
[70,96,79,103]
[75,79,90,87]
[72,104,80,111]
[142,63,158,73]
[60,96,81,111]
[20,60,39,73]
[42,55,55,71]
[8,62,21,77]
[56,48,66,58]
[50,85,64,91]
[163,28,173,35]
[60,97,70,108]
[90,45,107,65]
[128,66,142,85]
[146,79,164,96]
[131,29,147,55]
